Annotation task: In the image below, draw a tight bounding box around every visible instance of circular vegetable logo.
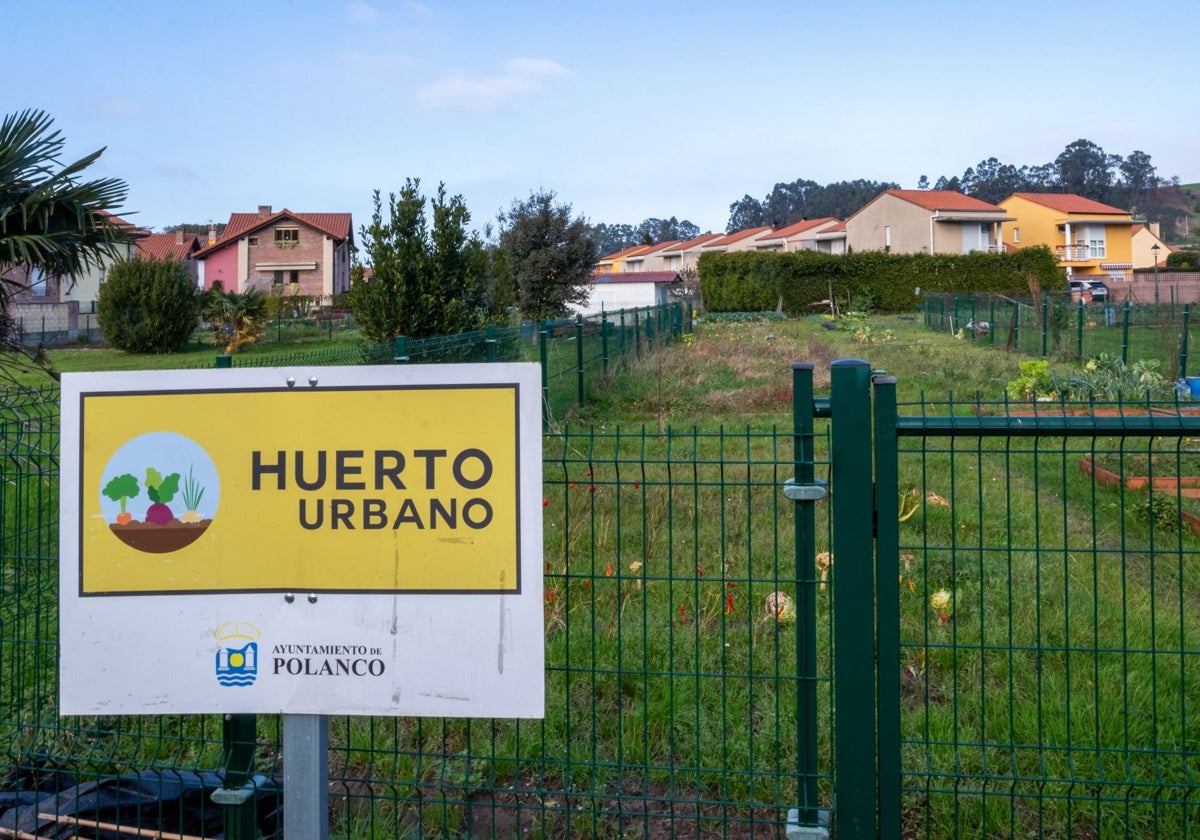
[99,432,220,554]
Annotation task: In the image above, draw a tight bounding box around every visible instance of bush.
[1166,251,1199,271]
[697,246,1061,315]
[97,257,201,353]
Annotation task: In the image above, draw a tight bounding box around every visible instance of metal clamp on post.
[211,784,257,806]
[783,476,826,502]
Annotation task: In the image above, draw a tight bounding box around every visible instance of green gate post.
[969,295,977,341]
[646,306,655,349]
[872,372,901,839]
[989,298,996,346]
[634,309,642,360]
[1179,303,1191,379]
[1076,301,1085,361]
[1012,302,1020,351]
[394,335,409,363]
[486,324,497,363]
[575,313,585,410]
[829,359,878,839]
[790,363,821,827]
[1121,302,1131,365]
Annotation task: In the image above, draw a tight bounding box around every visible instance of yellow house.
[595,244,652,274]
[999,193,1136,282]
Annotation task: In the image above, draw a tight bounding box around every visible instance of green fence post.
[486,324,497,363]
[1076,301,1085,361]
[830,359,878,839]
[394,335,409,363]
[601,310,609,375]
[1121,302,1131,366]
[211,354,258,839]
[540,321,550,427]
[969,295,977,341]
[989,297,996,346]
[872,372,901,839]
[1041,297,1050,358]
[1179,303,1191,379]
[790,363,821,827]
[1012,301,1020,350]
[575,313,585,410]
[634,309,641,360]
[646,306,655,349]
[213,712,259,840]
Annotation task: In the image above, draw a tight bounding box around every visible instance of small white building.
[572,270,682,317]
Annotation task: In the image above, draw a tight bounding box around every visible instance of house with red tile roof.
[846,190,1011,255]
[193,205,354,297]
[701,226,775,254]
[595,244,653,274]
[656,234,724,274]
[752,218,845,253]
[136,231,204,285]
[1,209,144,343]
[999,193,1135,281]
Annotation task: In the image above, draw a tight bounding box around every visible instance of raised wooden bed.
[1079,458,1200,498]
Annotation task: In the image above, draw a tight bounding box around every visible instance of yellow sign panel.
[79,385,520,595]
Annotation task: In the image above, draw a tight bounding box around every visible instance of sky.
[7,0,1199,238]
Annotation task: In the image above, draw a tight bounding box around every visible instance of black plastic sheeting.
[0,769,280,839]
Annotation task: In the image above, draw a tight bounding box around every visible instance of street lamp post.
[1152,243,1161,305]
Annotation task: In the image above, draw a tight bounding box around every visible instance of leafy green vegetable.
[102,474,140,514]
[145,467,181,504]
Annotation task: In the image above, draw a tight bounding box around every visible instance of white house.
[572,270,682,317]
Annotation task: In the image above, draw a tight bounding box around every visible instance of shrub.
[96,257,201,353]
[1166,251,1199,271]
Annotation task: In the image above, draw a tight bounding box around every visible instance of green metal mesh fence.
[0,387,832,836]
[924,293,1200,379]
[884,397,1200,838]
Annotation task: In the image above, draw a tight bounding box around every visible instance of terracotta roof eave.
[1054,217,1138,226]
[933,214,1015,223]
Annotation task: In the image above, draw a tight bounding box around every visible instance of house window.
[1085,225,1105,259]
[275,227,299,245]
[29,268,47,297]
[248,237,258,246]
[1013,227,1020,243]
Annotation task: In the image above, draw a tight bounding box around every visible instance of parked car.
[1067,279,1109,303]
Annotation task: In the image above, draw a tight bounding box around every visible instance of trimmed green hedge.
[698,246,1062,314]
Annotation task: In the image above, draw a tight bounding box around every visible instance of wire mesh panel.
[887,400,1200,838]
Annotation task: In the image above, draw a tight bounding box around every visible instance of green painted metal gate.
[818,359,1200,839]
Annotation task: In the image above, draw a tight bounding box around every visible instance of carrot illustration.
[102,474,140,525]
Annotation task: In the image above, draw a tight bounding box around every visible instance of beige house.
[61,211,145,307]
[846,190,1010,254]
[595,244,652,274]
[1131,223,1172,270]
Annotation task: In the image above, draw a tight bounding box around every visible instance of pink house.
[194,205,354,298]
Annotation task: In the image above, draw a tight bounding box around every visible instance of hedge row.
[697,246,1062,314]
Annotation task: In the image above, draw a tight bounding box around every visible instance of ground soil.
[109,518,211,553]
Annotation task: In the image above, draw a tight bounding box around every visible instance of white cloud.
[417,58,571,112]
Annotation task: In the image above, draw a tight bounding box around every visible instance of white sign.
[58,363,544,718]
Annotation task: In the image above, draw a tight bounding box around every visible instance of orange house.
[1000,193,1136,282]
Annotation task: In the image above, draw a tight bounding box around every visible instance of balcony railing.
[1055,244,1094,262]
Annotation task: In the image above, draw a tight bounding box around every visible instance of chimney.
[207,223,216,245]
[1150,221,1161,239]
[258,205,272,217]
[175,230,185,245]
